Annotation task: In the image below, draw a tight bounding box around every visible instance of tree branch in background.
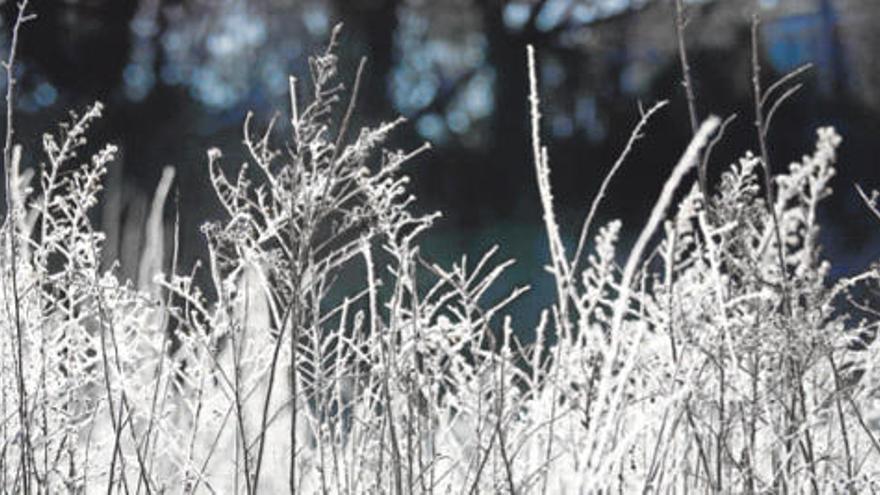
[542,0,656,41]
[525,0,552,33]
[406,66,481,123]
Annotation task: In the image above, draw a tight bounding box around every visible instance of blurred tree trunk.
[9,0,138,95]
[473,1,544,219]
[330,0,402,122]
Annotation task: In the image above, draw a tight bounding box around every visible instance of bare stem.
[571,100,668,276]
[3,2,35,492]
[674,0,707,202]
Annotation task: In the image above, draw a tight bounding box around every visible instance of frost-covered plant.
[159,25,456,493]
[0,6,183,494]
[4,7,880,494]
[0,98,179,491]
[633,126,875,492]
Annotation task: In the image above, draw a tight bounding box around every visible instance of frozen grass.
[3,7,880,495]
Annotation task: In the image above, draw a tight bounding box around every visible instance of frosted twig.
[527,45,574,333]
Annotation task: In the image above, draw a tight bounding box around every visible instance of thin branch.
[750,14,789,308]
[571,100,668,276]
[674,0,715,210]
[763,82,803,137]
[3,2,34,492]
[855,183,880,224]
[674,0,699,136]
[699,113,737,193]
[612,115,720,336]
[332,56,367,162]
[761,63,812,108]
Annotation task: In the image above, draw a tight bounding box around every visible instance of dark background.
[3,0,879,329]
